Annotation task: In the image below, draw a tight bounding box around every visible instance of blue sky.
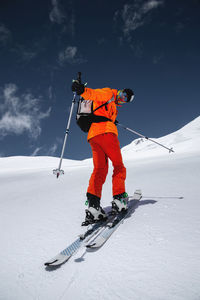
[0,0,200,160]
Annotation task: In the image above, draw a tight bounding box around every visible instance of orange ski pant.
[87,133,126,199]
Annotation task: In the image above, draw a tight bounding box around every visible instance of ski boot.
[111,192,129,214]
[82,193,107,226]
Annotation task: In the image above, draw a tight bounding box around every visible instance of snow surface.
[0,116,200,300]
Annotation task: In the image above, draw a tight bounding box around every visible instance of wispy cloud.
[48,86,53,100]
[11,44,38,62]
[0,23,11,46]
[153,53,164,64]
[114,0,164,40]
[49,0,66,24]
[31,147,42,156]
[21,50,37,61]
[47,143,58,156]
[58,46,87,65]
[0,84,51,139]
[59,46,77,63]
[0,24,40,62]
[142,0,164,13]
[49,0,75,36]
[31,141,59,157]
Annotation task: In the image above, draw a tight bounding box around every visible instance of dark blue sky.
[0,0,200,160]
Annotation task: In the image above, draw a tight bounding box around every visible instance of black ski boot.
[82,193,107,226]
[112,192,129,213]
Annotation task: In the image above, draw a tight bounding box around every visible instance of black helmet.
[123,88,134,102]
[117,89,134,104]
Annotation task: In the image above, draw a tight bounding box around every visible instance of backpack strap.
[92,95,115,113]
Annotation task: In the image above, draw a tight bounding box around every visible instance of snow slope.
[0,116,200,300]
[122,116,200,158]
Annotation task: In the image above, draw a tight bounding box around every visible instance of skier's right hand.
[71,80,85,95]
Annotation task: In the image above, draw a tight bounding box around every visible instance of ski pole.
[116,122,174,153]
[142,196,184,199]
[53,72,82,178]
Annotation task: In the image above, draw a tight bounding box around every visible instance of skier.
[71,81,134,224]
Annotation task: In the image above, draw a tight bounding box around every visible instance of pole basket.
[53,169,64,178]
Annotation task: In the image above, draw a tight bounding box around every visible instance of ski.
[44,212,116,267]
[44,190,142,266]
[86,189,142,249]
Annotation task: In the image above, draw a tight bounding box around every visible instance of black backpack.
[76,96,114,132]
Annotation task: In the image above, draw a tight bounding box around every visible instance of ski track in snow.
[0,117,200,300]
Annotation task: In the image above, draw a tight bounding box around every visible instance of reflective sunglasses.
[117,90,134,103]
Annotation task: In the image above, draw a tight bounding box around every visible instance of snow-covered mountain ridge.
[122,116,200,159]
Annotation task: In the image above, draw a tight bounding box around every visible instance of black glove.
[71,80,85,95]
[114,120,119,125]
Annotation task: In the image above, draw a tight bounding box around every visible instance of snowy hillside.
[122,116,200,159]
[0,116,200,300]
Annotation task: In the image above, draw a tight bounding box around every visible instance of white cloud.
[47,143,58,156]
[115,0,164,39]
[58,46,87,65]
[49,0,66,24]
[31,140,60,157]
[31,147,42,156]
[0,24,11,46]
[0,84,51,139]
[142,0,164,13]
[59,46,77,63]
[49,0,75,36]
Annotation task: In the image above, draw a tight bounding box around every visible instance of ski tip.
[44,259,58,267]
[86,243,96,248]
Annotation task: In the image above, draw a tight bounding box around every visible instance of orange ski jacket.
[81,87,119,141]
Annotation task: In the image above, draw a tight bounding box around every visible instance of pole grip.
[77,72,82,84]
